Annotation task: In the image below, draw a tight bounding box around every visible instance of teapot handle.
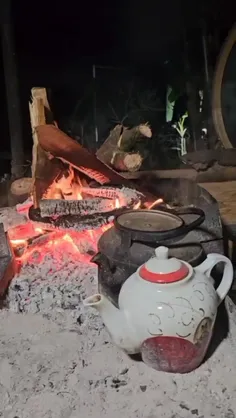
[195,254,234,305]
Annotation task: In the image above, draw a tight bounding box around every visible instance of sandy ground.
[1,302,236,418]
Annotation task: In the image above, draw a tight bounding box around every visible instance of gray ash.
[7,256,98,315]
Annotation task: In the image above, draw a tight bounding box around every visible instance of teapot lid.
[139,246,189,284]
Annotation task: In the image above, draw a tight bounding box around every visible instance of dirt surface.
[1,299,236,418]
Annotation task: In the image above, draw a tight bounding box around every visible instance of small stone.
[120,367,129,375]
[180,403,190,411]
[225,409,235,418]
[191,409,199,415]
[111,377,127,389]
[140,385,147,392]
[82,359,87,368]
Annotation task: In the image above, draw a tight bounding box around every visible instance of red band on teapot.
[139,263,189,283]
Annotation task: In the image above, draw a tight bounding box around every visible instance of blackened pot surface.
[96,225,206,306]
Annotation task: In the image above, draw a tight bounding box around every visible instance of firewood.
[111,151,143,172]
[96,125,122,165]
[118,124,152,151]
[29,87,61,208]
[36,124,124,185]
[39,185,143,217]
[28,205,123,232]
[39,198,116,217]
[96,123,152,168]
[35,124,157,206]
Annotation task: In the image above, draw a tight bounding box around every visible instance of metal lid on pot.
[139,246,189,284]
[114,207,205,244]
[115,210,183,232]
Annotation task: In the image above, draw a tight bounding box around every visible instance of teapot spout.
[91,252,110,269]
[83,294,140,354]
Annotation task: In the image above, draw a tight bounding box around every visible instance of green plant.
[165,85,180,122]
[172,112,189,156]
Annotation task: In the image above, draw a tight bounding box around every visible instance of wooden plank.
[199,181,236,228]
[29,88,62,207]
[121,169,197,180]
[199,181,236,263]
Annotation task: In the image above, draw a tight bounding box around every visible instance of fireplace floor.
[0,298,236,418]
[1,205,236,416]
[1,201,236,418]
[0,205,103,314]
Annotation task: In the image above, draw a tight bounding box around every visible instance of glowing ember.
[9,177,163,274]
[9,221,112,270]
[148,198,163,210]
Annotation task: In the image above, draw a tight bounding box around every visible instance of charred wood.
[28,205,122,232]
[39,198,116,217]
[39,185,143,217]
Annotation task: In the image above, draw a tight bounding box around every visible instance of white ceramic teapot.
[83,246,233,373]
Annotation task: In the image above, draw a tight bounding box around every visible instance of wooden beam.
[29,87,62,207]
[120,169,197,180]
[120,167,236,183]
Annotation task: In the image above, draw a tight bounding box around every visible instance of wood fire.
[7,88,159,275]
[9,220,113,271]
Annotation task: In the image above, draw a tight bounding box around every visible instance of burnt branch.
[28,206,121,232]
[39,186,143,217]
[39,198,116,217]
[81,186,144,204]
[29,186,143,231]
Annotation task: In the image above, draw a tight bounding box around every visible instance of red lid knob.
[139,246,189,284]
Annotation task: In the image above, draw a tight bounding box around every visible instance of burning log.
[28,87,157,207]
[39,198,116,217]
[28,205,121,232]
[36,124,124,185]
[96,124,152,172]
[39,185,143,217]
[80,185,143,202]
[35,124,156,206]
[29,185,143,230]
[11,231,53,257]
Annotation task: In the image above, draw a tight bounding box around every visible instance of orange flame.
[10,171,164,272]
[11,239,27,247]
[148,198,163,210]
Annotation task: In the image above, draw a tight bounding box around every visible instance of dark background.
[1,0,236,173]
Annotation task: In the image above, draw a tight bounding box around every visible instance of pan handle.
[173,207,205,234]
